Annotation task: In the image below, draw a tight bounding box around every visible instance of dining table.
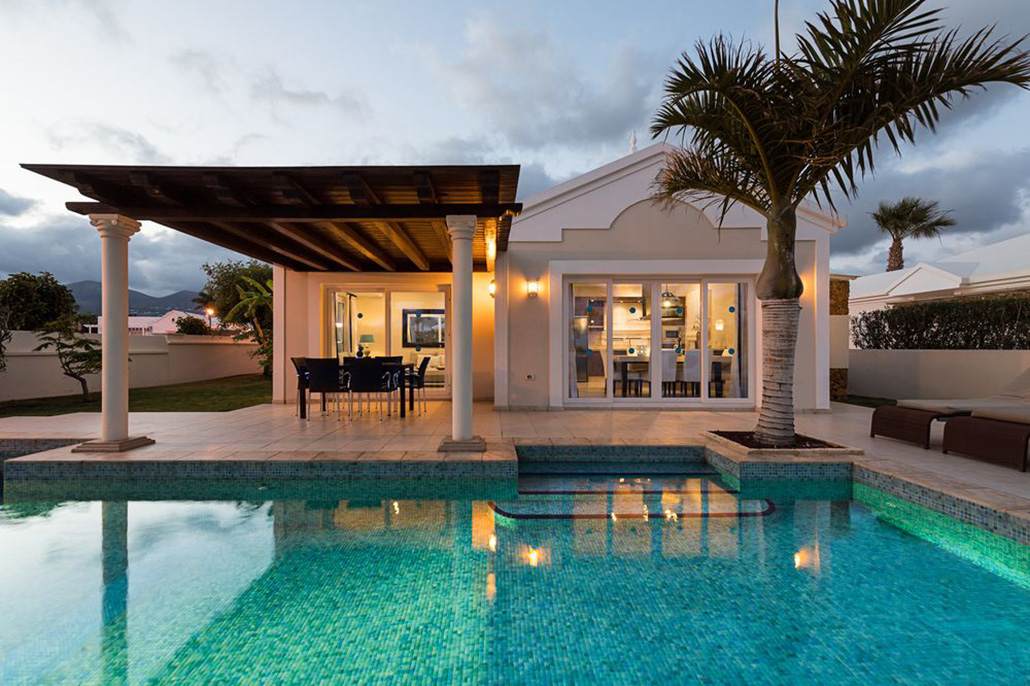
[297,359,416,419]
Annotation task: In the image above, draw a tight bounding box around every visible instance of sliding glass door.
[565,278,751,405]
[328,287,450,394]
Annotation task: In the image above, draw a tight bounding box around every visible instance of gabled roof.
[851,232,1030,301]
[512,142,844,242]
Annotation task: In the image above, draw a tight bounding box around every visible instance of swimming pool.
[2,465,1028,684]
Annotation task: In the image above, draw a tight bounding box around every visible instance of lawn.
[0,374,272,418]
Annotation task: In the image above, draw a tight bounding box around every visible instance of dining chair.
[290,357,309,416]
[305,358,345,421]
[346,358,390,420]
[406,355,432,415]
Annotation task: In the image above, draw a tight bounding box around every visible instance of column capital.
[90,214,141,241]
[445,214,477,242]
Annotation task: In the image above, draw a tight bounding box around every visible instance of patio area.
[3,402,1030,513]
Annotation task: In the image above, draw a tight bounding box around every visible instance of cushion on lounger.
[971,407,1030,425]
[897,366,1030,413]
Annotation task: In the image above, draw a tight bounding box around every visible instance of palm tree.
[652,0,1030,446]
[872,197,955,271]
[226,276,272,346]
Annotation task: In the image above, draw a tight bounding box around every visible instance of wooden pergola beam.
[431,220,452,264]
[266,222,361,271]
[210,221,334,271]
[168,221,310,272]
[128,172,187,206]
[340,172,430,271]
[203,174,250,208]
[316,222,395,271]
[413,171,438,204]
[64,201,521,222]
[274,172,320,207]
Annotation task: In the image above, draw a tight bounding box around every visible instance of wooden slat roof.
[21,163,521,273]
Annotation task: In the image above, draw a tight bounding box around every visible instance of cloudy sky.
[1,0,1028,295]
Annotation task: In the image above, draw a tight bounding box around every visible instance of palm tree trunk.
[754,206,804,446]
[887,238,904,272]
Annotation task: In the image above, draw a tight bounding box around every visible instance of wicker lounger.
[870,406,965,449]
[942,416,1030,472]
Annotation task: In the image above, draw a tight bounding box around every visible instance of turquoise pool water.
[2,467,1029,684]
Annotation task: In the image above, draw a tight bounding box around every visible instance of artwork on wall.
[402,309,445,348]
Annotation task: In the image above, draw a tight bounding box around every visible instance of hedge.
[851,297,1030,350]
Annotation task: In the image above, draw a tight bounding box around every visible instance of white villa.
[24,143,844,450]
[850,232,1030,318]
[86,309,218,335]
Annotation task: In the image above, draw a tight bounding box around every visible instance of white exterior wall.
[271,269,496,404]
[500,144,838,412]
[849,349,1030,400]
[0,331,260,402]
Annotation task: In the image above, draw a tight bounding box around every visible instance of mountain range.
[67,280,201,316]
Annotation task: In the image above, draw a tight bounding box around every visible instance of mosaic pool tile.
[3,472,1027,683]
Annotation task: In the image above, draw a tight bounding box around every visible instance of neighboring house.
[85,310,218,335]
[849,232,1030,318]
[24,143,844,449]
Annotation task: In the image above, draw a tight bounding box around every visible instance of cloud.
[401,135,567,199]
[49,122,170,164]
[0,0,132,44]
[432,14,662,151]
[171,49,234,94]
[250,67,368,120]
[0,189,35,216]
[0,215,239,295]
[831,148,1030,267]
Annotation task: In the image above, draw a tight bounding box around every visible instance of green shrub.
[852,297,1030,349]
[175,316,210,335]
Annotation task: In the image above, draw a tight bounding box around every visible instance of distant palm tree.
[227,276,272,346]
[192,289,213,312]
[872,197,955,272]
[652,0,1030,445]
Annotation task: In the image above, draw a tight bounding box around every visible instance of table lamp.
[358,333,376,357]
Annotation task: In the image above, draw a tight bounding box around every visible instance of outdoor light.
[489,280,496,298]
[205,307,215,317]
[526,280,539,298]
[488,534,497,552]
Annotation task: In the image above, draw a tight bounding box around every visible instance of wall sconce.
[488,280,496,298]
[526,280,539,298]
[715,319,725,331]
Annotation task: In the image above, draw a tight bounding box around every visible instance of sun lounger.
[895,366,1030,415]
[942,409,1030,472]
[871,366,1030,448]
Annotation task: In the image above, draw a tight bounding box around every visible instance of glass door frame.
[322,284,452,398]
[563,276,756,407]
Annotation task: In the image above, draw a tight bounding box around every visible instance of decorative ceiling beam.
[430,220,452,264]
[66,172,129,206]
[479,170,500,205]
[316,222,395,271]
[128,172,187,206]
[340,171,429,270]
[379,222,430,271]
[166,221,311,272]
[202,173,250,208]
[209,221,334,271]
[413,171,438,204]
[265,222,362,271]
[64,201,523,222]
[273,172,320,207]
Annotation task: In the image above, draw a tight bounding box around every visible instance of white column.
[444,215,478,447]
[92,215,140,444]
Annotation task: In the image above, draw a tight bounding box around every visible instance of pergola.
[24,163,522,451]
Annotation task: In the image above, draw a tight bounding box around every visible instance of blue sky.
[1,0,1028,294]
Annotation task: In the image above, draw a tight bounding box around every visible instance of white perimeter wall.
[0,331,260,402]
[848,349,1030,400]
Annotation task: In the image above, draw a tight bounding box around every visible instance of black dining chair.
[379,356,403,416]
[406,355,432,415]
[345,358,391,420]
[305,358,345,420]
[290,357,309,417]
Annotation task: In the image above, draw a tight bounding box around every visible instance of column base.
[437,435,486,453]
[72,436,156,453]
